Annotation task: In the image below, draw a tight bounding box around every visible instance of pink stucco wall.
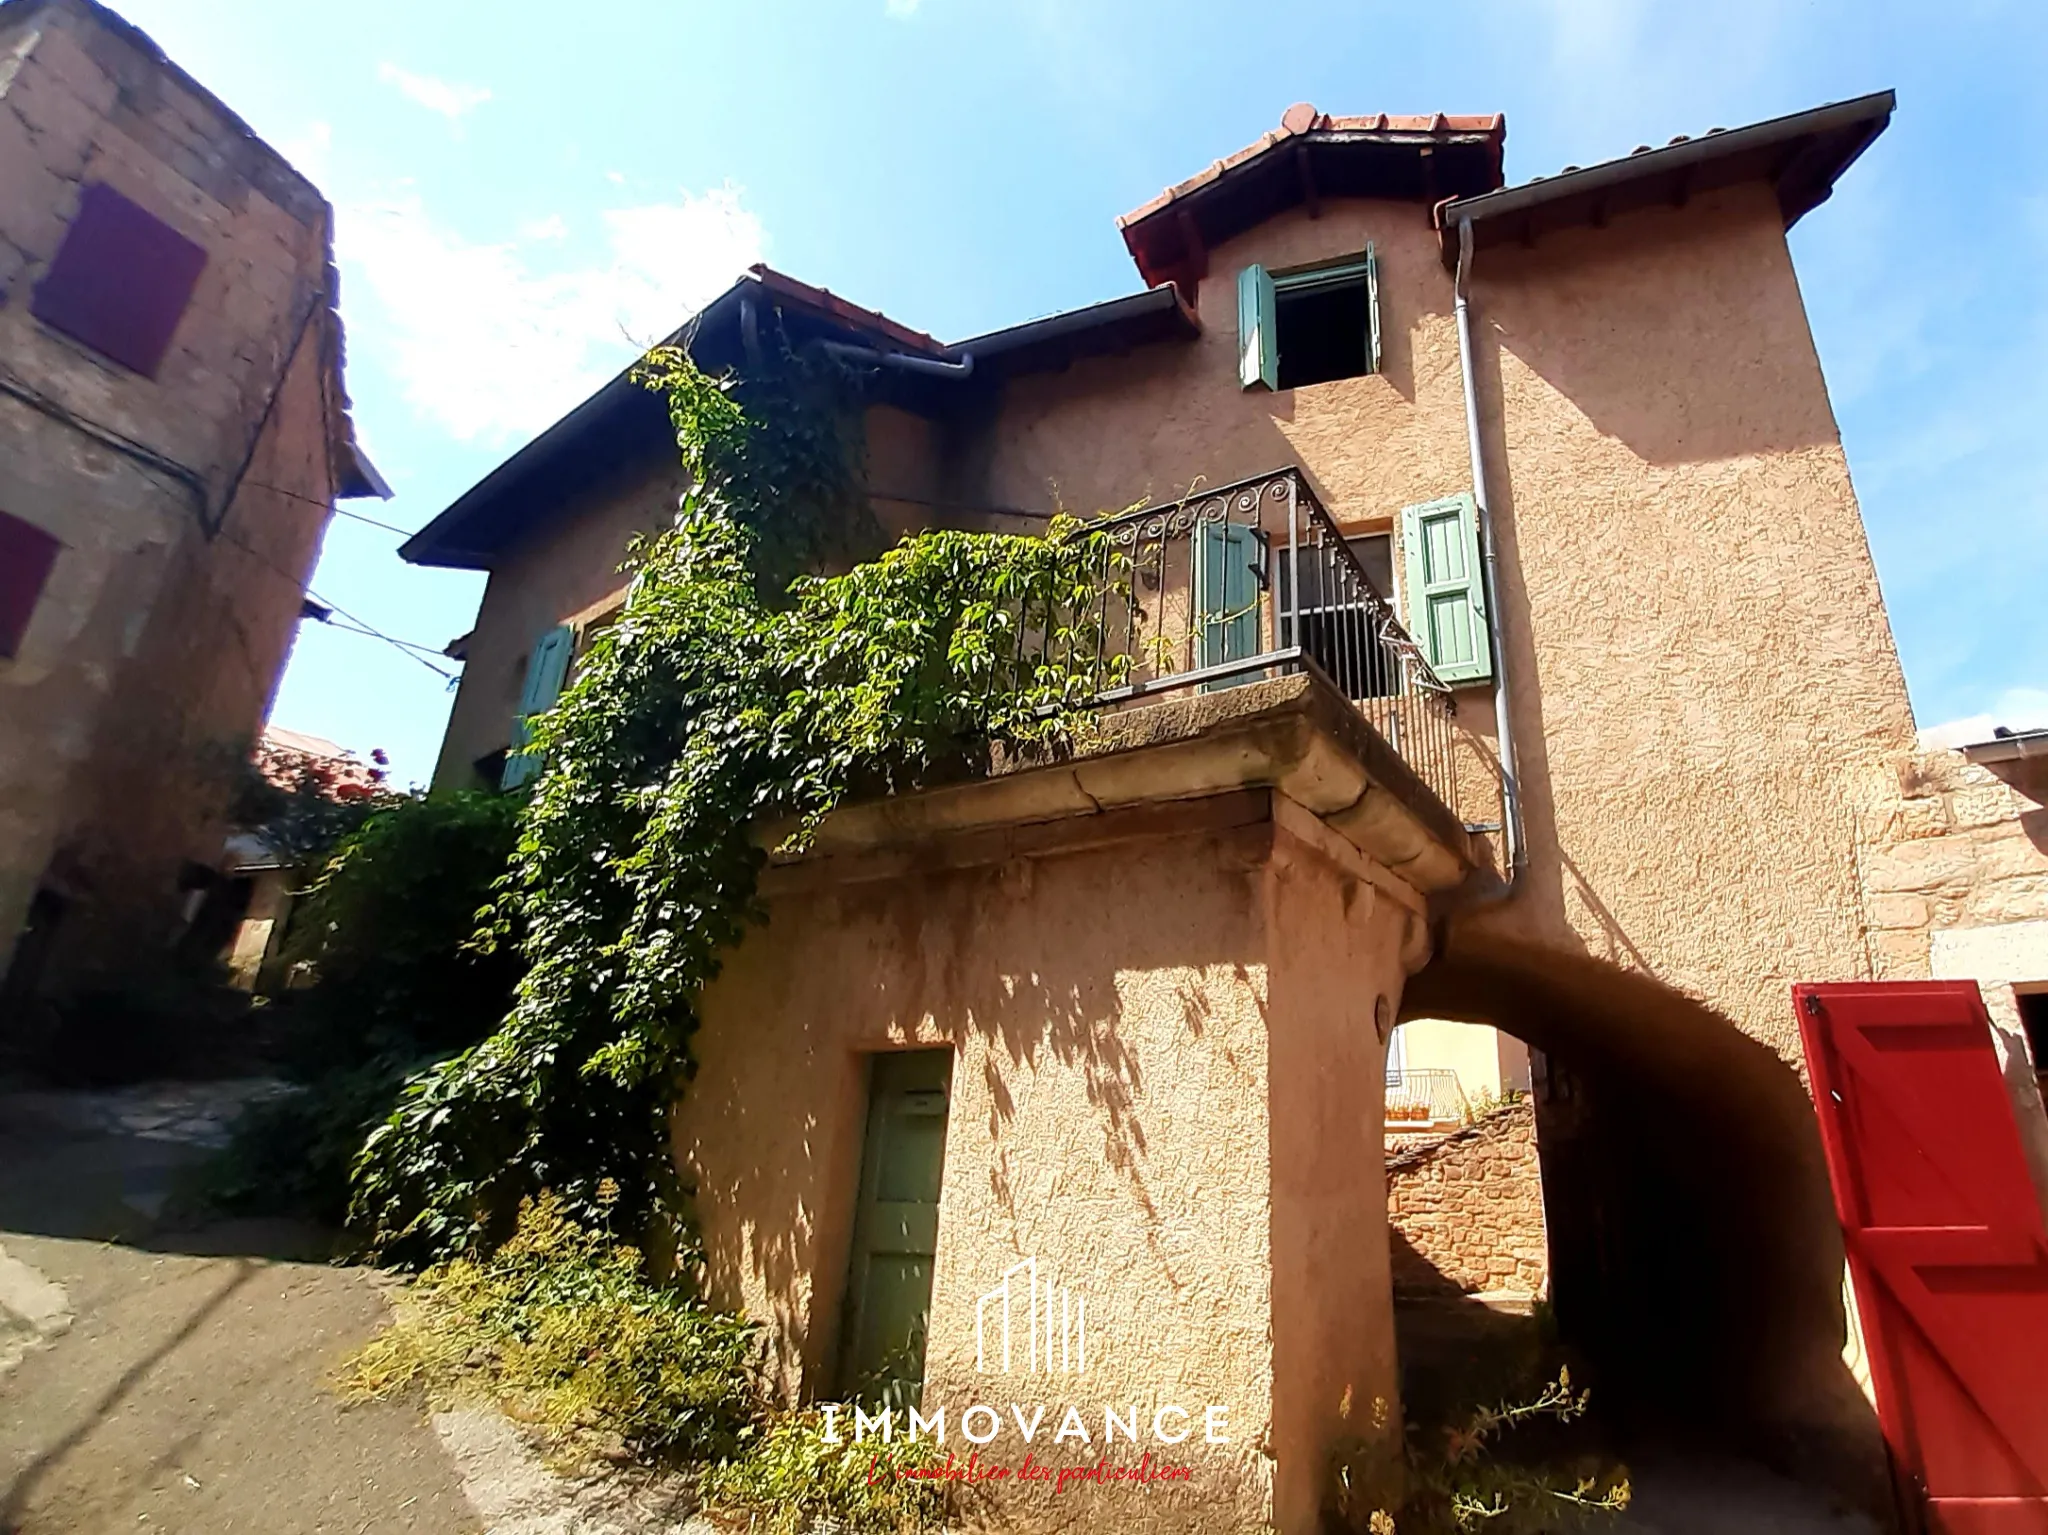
[677,790,1415,1533]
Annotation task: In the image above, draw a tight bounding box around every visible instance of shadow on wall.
[1477,189,1846,469]
[1402,938,1887,1510]
[676,834,1270,1391]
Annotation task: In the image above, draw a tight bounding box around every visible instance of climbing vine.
[351,340,1126,1265]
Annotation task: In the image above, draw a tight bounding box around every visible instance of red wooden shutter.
[1797,981,2048,1533]
[32,183,208,378]
[0,509,62,658]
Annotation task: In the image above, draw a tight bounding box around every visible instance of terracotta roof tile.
[1118,106,1506,231]
[745,264,948,357]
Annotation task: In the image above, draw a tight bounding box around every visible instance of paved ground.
[0,1080,1888,1535]
[0,1081,478,1535]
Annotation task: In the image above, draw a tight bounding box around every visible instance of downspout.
[1455,216,1525,889]
[820,339,975,379]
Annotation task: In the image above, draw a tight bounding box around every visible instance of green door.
[1194,519,1261,687]
[840,1050,952,1410]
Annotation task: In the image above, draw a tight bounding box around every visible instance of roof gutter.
[820,339,975,379]
[1454,216,1525,893]
[1961,730,2048,767]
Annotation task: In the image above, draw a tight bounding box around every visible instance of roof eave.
[955,286,1201,375]
[1434,90,1895,266]
[401,268,949,570]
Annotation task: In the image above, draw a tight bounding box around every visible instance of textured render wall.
[677,802,1423,1533]
[968,183,1910,1056]
[965,186,1909,1484]
[681,823,1281,1531]
[0,2,339,981]
[1262,821,1407,1534]
[1386,1100,1548,1297]
[1454,184,1915,1060]
[432,451,682,786]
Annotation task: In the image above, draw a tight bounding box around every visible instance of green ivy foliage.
[351,343,1126,1265]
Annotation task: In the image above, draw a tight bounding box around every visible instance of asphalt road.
[0,1081,478,1535]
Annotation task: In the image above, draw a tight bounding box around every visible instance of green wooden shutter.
[840,1050,952,1411]
[1194,519,1261,687]
[1237,264,1278,391]
[1399,494,1492,685]
[502,623,574,790]
[1365,242,1382,376]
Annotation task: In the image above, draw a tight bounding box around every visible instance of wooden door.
[1797,981,2048,1533]
[839,1050,952,1410]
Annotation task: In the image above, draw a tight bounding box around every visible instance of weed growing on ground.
[699,1410,949,1534]
[344,1192,757,1464]
[1329,1371,1631,1533]
[345,1194,948,1533]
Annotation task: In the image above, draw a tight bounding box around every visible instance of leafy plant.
[699,1410,950,1534]
[209,792,524,1223]
[1329,1373,1630,1534]
[344,1191,759,1463]
[349,343,1125,1265]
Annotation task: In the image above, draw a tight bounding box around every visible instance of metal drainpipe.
[1455,216,1525,887]
[820,339,975,379]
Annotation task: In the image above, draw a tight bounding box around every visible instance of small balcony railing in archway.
[1076,467,1471,822]
[1385,1067,1470,1129]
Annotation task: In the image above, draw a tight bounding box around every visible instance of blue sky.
[119,0,2047,784]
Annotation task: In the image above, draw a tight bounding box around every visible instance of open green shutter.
[1365,242,1382,376]
[502,623,574,790]
[1399,494,1492,685]
[1237,264,1278,391]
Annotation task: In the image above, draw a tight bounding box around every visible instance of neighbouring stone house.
[401,92,2048,1530]
[0,0,383,1012]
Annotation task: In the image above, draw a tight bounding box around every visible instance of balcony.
[1073,466,1476,825]
[1385,1067,1470,1131]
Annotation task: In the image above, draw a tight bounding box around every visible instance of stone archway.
[1399,933,1887,1507]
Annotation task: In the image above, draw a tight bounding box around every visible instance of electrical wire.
[239,477,420,538]
[213,524,457,680]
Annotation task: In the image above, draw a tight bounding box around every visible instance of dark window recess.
[2018,991,2048,1070]
[0,509,62,658]
[1280,533,1403,699]
[31,183,208,377]
[1275,280,1370,390]
[473,748,510,793]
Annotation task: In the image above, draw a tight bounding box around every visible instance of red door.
[1797,982,2048,1534]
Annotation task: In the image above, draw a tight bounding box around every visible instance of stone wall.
[1859,745,2048,1217]
[1386,1098,1548,1297]
[0,0,358,990]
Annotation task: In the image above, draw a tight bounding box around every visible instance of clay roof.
[1436,91,1895,265]
[742,264,950,359]
[1118,104,1507,290]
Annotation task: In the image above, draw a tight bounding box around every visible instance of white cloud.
[1992,688,2048,731]
[886,0,922,14]
[377,62,493,124]
[334,183,765,443]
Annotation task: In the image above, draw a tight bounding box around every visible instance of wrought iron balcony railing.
[1385,1067,1470,1128]
[1081,467,1469,821]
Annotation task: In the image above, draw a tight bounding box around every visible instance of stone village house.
[402,96,2048,1530]
[0,0,382,1012]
